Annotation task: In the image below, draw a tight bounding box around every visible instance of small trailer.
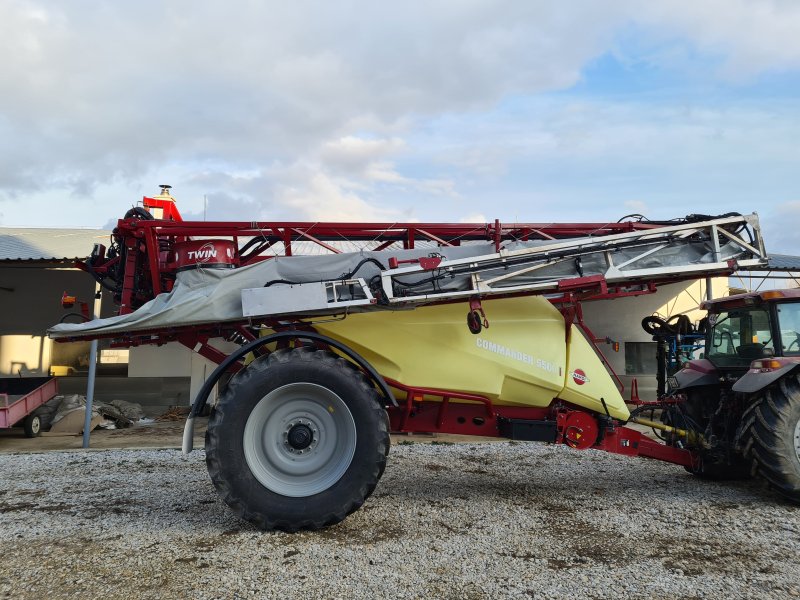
[0,377,59,438]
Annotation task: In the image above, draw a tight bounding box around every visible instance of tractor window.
[777,302,800,356]
[707,307,774,368]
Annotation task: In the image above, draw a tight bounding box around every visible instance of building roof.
[0,227,447,262]
[766,254,800,271]
[0,228,112,263]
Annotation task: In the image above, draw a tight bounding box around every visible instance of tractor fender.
[732,362,800,394]
[673,359,719,390]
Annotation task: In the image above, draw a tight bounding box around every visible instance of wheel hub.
[242,383,357,497]
[285,421,316,452]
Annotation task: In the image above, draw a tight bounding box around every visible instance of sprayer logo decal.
[187,243,218,263]
[571,369,589,385]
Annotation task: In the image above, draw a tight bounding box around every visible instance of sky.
[1,1,799,253]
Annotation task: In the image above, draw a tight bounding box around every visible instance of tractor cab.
[704,289,800,365]
[675,289,800,393]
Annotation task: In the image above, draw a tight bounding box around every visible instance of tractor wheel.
[205,347,390,531]
[23,414,41,438]
[740,373,800,503]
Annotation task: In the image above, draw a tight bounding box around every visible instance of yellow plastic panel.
[316,296,566,407]
[559,325,629,420]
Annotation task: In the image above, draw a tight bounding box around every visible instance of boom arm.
[50,210,766,342]
[242,213,766,318]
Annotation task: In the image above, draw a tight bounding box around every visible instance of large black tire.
[740,373,800,503]
[205,348,390,531]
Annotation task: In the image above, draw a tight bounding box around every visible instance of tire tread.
[741,373,800,502]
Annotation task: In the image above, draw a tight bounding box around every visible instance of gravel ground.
[1,442,799,599]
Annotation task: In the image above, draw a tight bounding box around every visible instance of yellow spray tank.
[315,295,629,420]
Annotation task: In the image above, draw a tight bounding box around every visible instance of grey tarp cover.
[48,236,746,339]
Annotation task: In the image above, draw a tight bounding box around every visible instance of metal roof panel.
[0,228,112,261]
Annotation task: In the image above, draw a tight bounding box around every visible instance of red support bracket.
[415,228,453,247]
[176,334,243,372]
[387,255,443,270]
[594,426,696,468]
[290,228,342,254]
[557,274,607,293]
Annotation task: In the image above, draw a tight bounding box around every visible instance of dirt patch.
[537,499,635,566]
[649,534,777,576]
[312,519,405,545]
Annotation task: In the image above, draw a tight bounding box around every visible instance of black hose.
[59,312,91,323]
[338,257,387,279]
[393,273,447,288]
[264,279,301,288]
[264,257,389,288]
[83,261,121,293]
[618,211,744,229]
[239,235,273,255]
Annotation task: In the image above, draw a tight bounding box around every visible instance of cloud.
[623,200,649,215]
[762,201,800,255]
[0,1,618,194]
[459,212,487,223]
[320,137,406,175]
[1,1,800,228]
[636,0,800,79]
[177,192,261,224]
[417,95,800,228]
[275,172,407,222]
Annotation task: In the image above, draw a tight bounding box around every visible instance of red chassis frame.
[68,213,701,470]
[383,378,694,469]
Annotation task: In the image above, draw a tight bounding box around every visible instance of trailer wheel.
[23,414,41,438]
[205,348,390,531]
[740,373,800,503]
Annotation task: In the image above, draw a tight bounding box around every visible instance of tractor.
[663,289,800,497]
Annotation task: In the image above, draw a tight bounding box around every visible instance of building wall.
[58,376,191,415]
[0,264,239,408]
[129,340,240,405]
[580,277,728,401]
[0,265,99,376]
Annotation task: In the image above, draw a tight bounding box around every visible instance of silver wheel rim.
[30,417,40,435]
[795,419,800,463]
[243,382,357,497]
